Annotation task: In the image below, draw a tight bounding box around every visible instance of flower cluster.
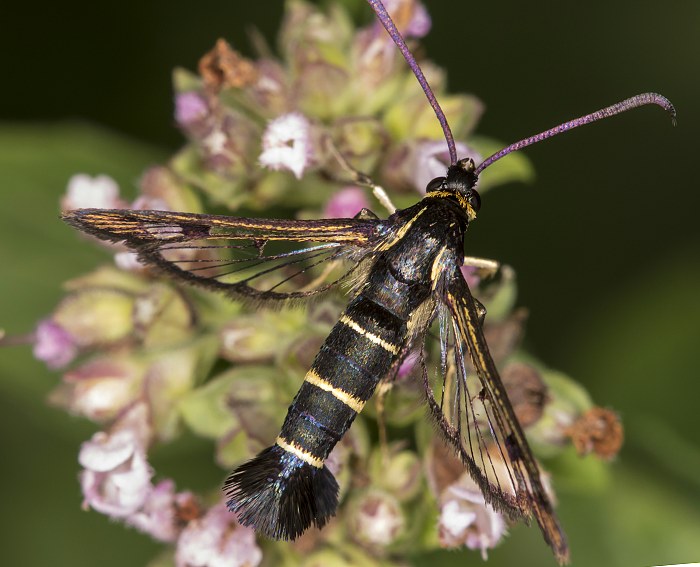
[27,1,622,565]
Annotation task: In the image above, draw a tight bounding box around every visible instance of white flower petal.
[63,174,122,210]
[259,112,313,179]
[79,430,137,472]
[176,502,262,567]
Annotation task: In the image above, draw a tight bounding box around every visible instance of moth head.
[425,157,481,221]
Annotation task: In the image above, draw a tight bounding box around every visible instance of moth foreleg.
[462,256,500,274]
[324,135,397,214]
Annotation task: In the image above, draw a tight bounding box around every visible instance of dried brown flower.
[564,407,624,460]
[199,39,258,91]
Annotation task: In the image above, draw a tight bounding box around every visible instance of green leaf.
[178,371,241,439]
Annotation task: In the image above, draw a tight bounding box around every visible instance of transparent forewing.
[63,209,386,301]
[421,269,568,562]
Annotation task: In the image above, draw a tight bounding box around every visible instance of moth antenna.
[475,92,676,176]
[367,0,457,165]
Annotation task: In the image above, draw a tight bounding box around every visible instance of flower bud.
[114,252,145,273]
[64,265,149,294]
[53,288,135,347]
[349,490,405,549]
[324,186,370,219]
[500,361,549,428]
[425,437,508,557]
[246,59,290,116]
[329,117,387,175]
[220,308,308,364]
[369,447,423,502]
[381,0,431,38]
[53,355,144,421]
[176,90,208,126]
[437,474,506,559]
[480,308,528,364]
[61,173,127,211]
[175,501,262,567]
[126,479,193,542]
[134,284,195,348]
[280,1,353,78]
[33,319,78,369]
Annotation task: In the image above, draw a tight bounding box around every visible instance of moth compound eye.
[468,190,481,212]
[426,177,446,192]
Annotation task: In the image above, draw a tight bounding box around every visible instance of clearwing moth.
[62,0,675,563]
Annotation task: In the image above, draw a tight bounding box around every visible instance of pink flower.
[114,251,145,272]
[62,357,141,421]
[438,473,506,559]
[354,0,430,90]
[258,112,314,179]
[79,404,154,517]
[175,501,262,567]
[460,265,481,289]
[33,319,78,369]
[351,491,404,547]
[412,140,480,193]
[202,129,229,157]
[61,173,127,210]
[79,427,153,518]
[404,1,431,37]
[323,186,370,218]
[126,479,190,542]
[248,59,288,114]
[78,405,197,542]
[175,92,209,128]
[383,0,431,37]
[397,350,420,379]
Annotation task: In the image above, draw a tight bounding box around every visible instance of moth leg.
[370,185,396,216]
[324,136,397,214]
[461,258,499,325]
[462,256,502,287]
[354,208,379,221]
[473,297,487,327]
[463,256,500,273]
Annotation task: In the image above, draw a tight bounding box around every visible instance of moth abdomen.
[225,293,407,539]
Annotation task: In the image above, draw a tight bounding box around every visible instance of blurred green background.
[1,1,698,565]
